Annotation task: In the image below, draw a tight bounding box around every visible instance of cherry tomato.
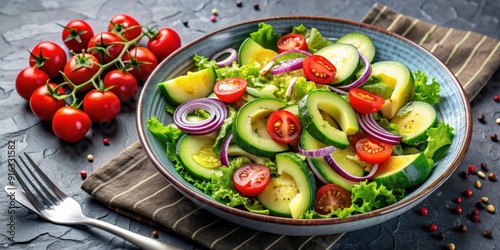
[302,55,336,84]
[52,106,91,143]
[15,67,50,100]
[108,14,142,41]
[348,88,385,114]
[277,33,308,53]
[313,184,352,215]
[61,19,94,52]
[103,69,138,102]
[83,90,121,123]
[233,163,271,197]
[123,47,158,82]
[87,32,125,64]
[147,28,181,62]
[266,110,302,144]
[29,83,66,121]
[63,53,100,92]
[29,41,67,78]
[355,137,393,164]
[213,77,247,103]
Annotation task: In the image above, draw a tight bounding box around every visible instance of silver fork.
[13,152,180,250]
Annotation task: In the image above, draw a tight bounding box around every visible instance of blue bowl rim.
[136,16,472,226]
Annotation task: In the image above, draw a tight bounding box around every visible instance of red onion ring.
[285,76,298,96]
[173,98,228,135]
[356,112,402,145]
[328,86,348,95]
[209,48,238,67]
[324,154,380,181]
[332,52,372,91]
[298,143,336,157]
[219,133,233,167]
[270,49,312,62]
[271,57,304,75]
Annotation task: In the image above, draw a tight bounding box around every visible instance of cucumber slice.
[373,152,433,189]
[391,101,438,146]
[158,66,216,105]
[257,153,315,218]
[298,90,359,149]
[315,43,360,85]
[177,134,222,180]
[336,32,376,62]
[227,144,267,165]
[300,130,363,190]
[282,104,299,117]
[371,61,415,119]
[232,98,288,157]
[238,38,278,66]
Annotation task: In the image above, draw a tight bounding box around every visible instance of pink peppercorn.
[210,15,217,22]
[103,138,110,145]
[494,95,500,102]
[80,170,87,180]
[419,207,428,216]
[468,165,476,174]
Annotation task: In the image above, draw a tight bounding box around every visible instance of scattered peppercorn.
[477,171,486,179]
[455,197,462,203]
[494,95,500,102]
[478,114,486,123]
[455,206,462,214]
[461,170,470,178]
[87,154,94,162]
[429,224,438,232]
[210,15,217,22]
[471,208,479,215]
[236,0,242,7]
[491,133,498,141]
[419,207,428,216]
[481,197,489,203]
[464,189,473,197]
[457,224,467,232]
[253,2,260,10]
[103,138,110,145]
[211,8,218,15]
[487,204,495,213]
[152,230,159,238]
[468,165,476,173]
[447,243,456,250]
[471,213,480,222]
[496,117,500,125]
[80,170,87,180]
[476,201,484,209]
[488,172,496,181]
[484,229,493,238]
[433,232,445,240]
[475,179,482,189]
[480,162,488,171]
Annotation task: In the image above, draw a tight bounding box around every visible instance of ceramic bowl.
[137,16,472,236]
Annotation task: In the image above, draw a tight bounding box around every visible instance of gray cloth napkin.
[82,3,500,250]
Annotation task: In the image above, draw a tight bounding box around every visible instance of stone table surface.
[1,0,500,249]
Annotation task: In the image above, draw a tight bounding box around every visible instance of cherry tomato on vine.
[52,106,91,143]
[63,53,100,92]
[123,47,158,82]
[313,184,352,215]
[87,31,125,64]
[302,55,336,84]
[29,41,67,78]
[233,163,271,197]
[147,28,181,62]
[83,90,121,123]
[355,137,393,164]
[348,88,385,114]
[266,110,302,144]
[29,83,66,121]
[103,69,138,102]
[15,67,50,100]
[108,14,142,42]
[61,19,94,52]
[277,33,308,53]
[213,77,247,103]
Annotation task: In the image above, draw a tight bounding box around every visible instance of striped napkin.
[81,3,500,250]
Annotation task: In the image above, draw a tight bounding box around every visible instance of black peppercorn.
[457,224,467,232]
[236,0,242,7]
[461,170,470,178]
[484,229,493,238]
[491,133,498,141]
[253,2,260,10]
[481,162,488,171]
[478,114,486,123]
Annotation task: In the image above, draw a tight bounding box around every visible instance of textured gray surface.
[0,0,499,249]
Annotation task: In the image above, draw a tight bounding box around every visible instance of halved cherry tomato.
[277,33,308,53]
[213,77,247,103]
[348,88,385,114]
[302,55,336,84]
[266,110,302,144]
[355,137,393,164]
[313,184,352,215]
[233,163,271,197]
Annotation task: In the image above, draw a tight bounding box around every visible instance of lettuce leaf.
[292,24,333,53]
[212,106,236,154]
[146,116,184,161]
[424,122,454,161]
[249,23,281,51]
[413,70,441,105]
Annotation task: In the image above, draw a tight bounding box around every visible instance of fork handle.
[84,218,181,250]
